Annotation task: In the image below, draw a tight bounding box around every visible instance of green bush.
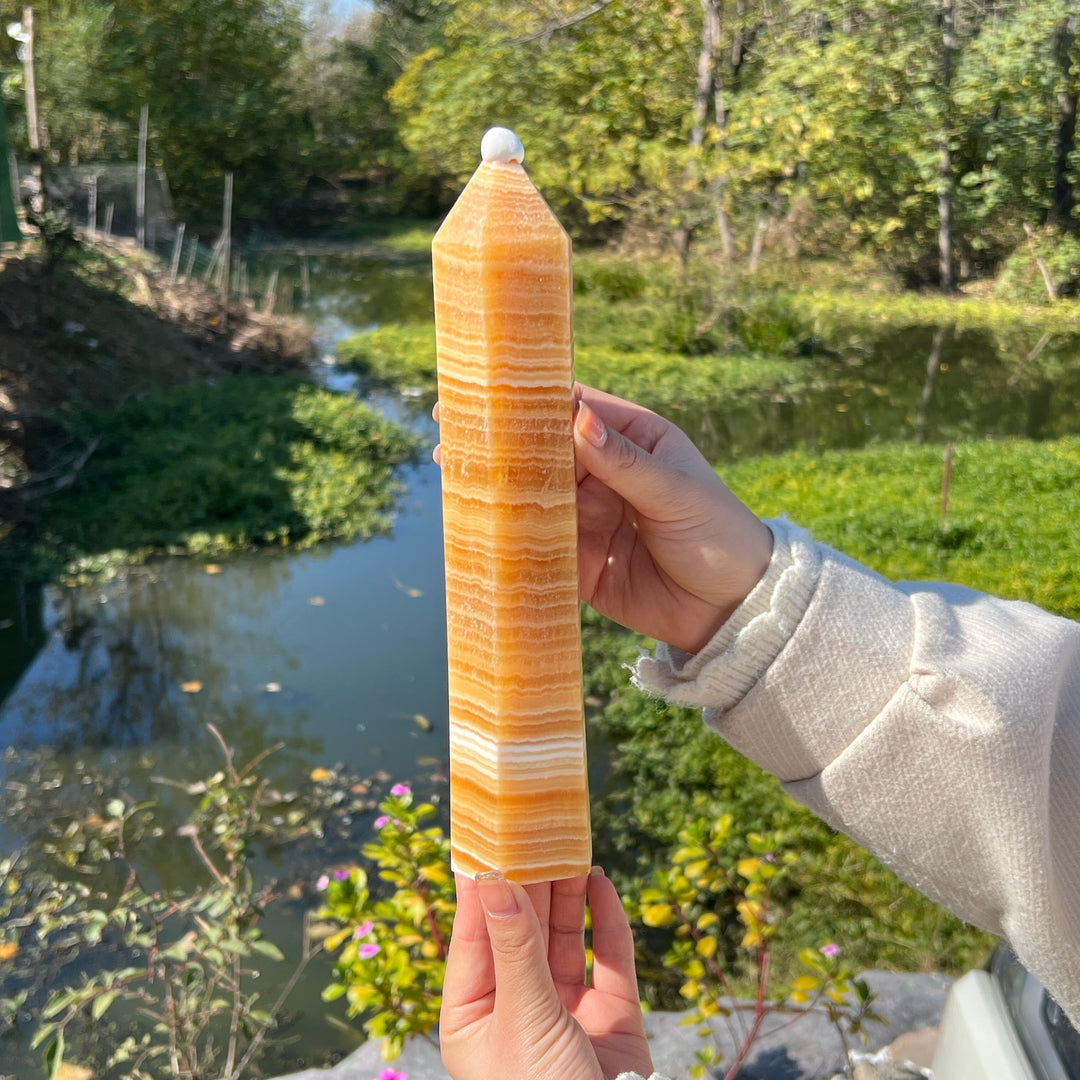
[996,228,1080,304]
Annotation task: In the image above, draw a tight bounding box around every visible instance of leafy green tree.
[390,0,698,232]
[288,0,446,212]
[16,0,118,166]
[92,0,311,224]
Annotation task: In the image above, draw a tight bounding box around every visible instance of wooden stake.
[941,443,954,528]
[136,104,148,247]
[170,223,186,282]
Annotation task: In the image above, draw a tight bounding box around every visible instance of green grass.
[335,322,808,413]
[6,375,421,581]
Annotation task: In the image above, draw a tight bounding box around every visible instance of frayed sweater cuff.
[631,518,821,715]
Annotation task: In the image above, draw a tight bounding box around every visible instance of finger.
[432,400,441,422]
[442,874,495,1012]
[476,872,562,1022]
[587,871,640,1005]
[548,874,589,988]
[573,398,689,520]
[574,383,665,445]
[525,881,553,956]
[433,443,442,466]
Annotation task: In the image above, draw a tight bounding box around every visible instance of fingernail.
[589,865,605,878]
[575,401,607,449]
[476,871,519,918]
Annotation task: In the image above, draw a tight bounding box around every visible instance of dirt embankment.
[0,235,314,519]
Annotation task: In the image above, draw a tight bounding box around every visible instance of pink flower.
[820,943,840,959]
[316,874,329,891]
[358,943,381,960]
[390,783,411,797]
[334,868,351,881]
[353,921,374,939]
[374,815,390,828]
[376,1069,407,1080]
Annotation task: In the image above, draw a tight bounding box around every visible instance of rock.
[849,1045,930,1079]
[273,1037,445,1080]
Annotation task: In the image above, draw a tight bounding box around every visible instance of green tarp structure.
[0,83,22,243]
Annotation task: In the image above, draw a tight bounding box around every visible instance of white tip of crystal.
[481,127,525,165]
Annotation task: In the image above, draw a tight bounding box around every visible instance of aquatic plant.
[12,727,312,1080]
[8,375,422,582]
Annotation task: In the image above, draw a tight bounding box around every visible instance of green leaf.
[251,939,286,962]
[92,991,118,1021]
[44,1031,65,1080]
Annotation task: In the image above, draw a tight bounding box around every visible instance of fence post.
[136,104,149,247]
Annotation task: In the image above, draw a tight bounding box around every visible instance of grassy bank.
[0,238,421,581]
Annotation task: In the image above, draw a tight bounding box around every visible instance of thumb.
[573,399,681,519]
[475,872,562,1022]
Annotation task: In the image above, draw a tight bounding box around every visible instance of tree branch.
[512,0,617,45]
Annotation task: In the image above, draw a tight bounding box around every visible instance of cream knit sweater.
[615,518,1080,1080]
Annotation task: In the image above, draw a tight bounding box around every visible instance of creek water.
[1,247,1079,1075]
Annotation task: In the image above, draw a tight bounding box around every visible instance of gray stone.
[267,970,953,1080]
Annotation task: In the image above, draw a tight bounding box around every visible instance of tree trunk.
[675,0,723,266]
[938,0,956,292]
[1049,15,1078,233]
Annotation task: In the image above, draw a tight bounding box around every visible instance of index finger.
[574,383,670,451]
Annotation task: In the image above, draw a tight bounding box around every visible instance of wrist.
[680,516,774,655]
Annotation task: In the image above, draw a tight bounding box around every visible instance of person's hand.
[440,869,653,1080]
[572,384,772,654]
[432,384,771,654]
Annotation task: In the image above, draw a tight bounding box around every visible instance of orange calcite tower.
[432,136,591,884]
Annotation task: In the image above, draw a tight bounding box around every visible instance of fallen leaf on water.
[55,1064,94,1080]
[416,756,441,767]
[180,681,203,694]
[309,596,326,606]
[205,564,223,575]
[350,781,370,794]
[394,578,424,599]
[310,767,334,783]
[0,943,18,961]
[264,682,282,693]
[412,713,433,732]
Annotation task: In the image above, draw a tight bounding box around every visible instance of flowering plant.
[626,807,880,1079]
[317,787,454,1061]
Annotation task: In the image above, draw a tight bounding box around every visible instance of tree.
[389,0,698,232]
[93,0,311,225]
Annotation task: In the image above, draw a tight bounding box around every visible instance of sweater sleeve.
[633,518,1080,1030]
